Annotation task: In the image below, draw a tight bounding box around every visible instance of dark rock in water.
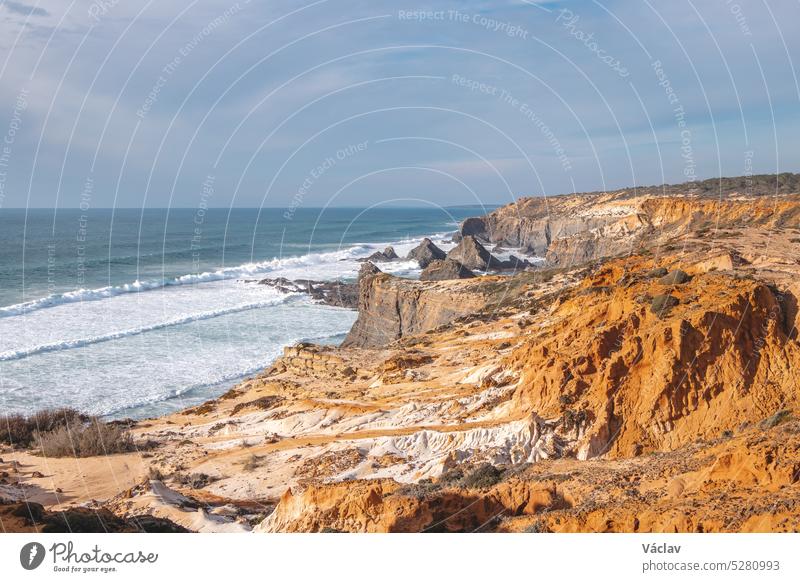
[259,276,359,309]
[357,246,398,263]
[446,235,503,270]
[420,259,475,281]
[498,254,531,270]
[406,238,447,268]
[659,269,691,285]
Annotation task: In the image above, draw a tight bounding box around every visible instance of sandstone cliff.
[341,263,493,348]
[460,176,800,266]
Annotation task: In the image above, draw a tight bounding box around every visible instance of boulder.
[460,216,488,238]
[659,269,691,285]
[420,259,475,281]
[406,238,447,268]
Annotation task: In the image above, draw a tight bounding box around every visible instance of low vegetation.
[1,408,88,448]
[35,419,136,458]
[651,294,679,316]
[461,463,504,489]
[173,472,219,489]
[761,409,792,429]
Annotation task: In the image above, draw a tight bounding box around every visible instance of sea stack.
[406,238,447,268]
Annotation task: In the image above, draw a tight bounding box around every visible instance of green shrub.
[173,472,218,489]
[658,269,691,285]
[438,468,464,484]
[760,410,792,429]
[650,294,679,316]
[231,396,284,415]
[242,454,263,471]
[524,520,550,533]
[644,267,668,279]
[461,463,503,489]
[394,479,440,499]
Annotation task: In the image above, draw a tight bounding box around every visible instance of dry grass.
[35,419,135,458]
[1,408,87,448]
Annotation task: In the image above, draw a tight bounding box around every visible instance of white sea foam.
[0,231,460,418]
[0,246,363,318]
[0,233,454,319]
[0,294,297,362]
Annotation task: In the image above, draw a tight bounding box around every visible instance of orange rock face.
[507,260,800,459]
[258,419,800,533]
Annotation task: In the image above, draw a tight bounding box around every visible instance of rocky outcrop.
[460,179,800,266]
[259,277,358,308]
[358,246,399,263]
[406,238,446,268]
[420,259,475,281]
[446,236,504,271]
[269,343,361,379]
[256,477,566,533]
[341,263,492,348]
[0,500,188,533]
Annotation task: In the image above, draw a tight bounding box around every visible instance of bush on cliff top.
[35,419,135,458]
[461,463,503,489]
[651,294,679,316]
[658,269,691,286]
[760,410,792,429]
[1,408,88,448]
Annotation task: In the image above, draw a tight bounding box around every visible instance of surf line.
[0,297,296,362]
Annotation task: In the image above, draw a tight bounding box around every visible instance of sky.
[0,0,798,209]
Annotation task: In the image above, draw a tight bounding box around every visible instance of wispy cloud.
[0,0,797,208]
[1,0,49,17]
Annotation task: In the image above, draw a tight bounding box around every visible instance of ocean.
[0,207,485,419]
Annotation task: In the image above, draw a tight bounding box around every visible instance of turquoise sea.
[0,207,483,419]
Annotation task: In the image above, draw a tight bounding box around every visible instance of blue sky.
[0,0,798,208]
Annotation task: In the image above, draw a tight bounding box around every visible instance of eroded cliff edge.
[341,263,497,348]
[458,174,800,265]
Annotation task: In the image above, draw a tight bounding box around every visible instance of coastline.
[0,214,470,419]
[3,176,800,533]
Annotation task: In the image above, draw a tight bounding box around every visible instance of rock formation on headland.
[3,174,800,533]
[341,262,490,348]
[460,174,800,265]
